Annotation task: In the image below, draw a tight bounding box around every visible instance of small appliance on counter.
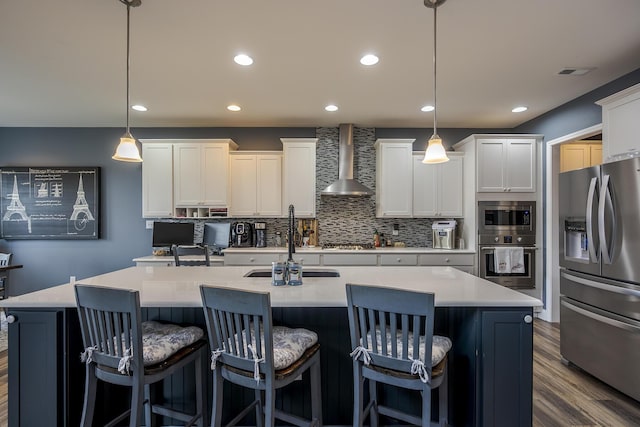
[432,220,457,249]
[254,222,267,248]
[231,222,253,247]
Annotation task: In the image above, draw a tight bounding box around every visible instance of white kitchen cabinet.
[229,152,282,217]
[418,253,475,274]
[173,139,238,210]
[281,138,317,218]
[477,138,536,193]
[375,139,415,218]
[224,253,282,266]
[140,140,173,218]
[597,83,640,160]
[413,152,463,217]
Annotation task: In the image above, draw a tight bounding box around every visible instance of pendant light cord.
[125,1,131,134]
[432,3,438,136]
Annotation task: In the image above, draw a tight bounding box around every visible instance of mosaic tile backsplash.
[183,127,461,249]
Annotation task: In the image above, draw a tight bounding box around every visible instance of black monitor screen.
[152,222,194,247]
[203,222,231,249]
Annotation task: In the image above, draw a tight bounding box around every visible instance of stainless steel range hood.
[321,124,373,196]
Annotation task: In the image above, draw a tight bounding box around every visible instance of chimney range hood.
[321,124,373,196]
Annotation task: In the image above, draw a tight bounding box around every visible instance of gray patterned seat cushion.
[223,325,318,370]
[141,321,204,366]
[367,329,452,366]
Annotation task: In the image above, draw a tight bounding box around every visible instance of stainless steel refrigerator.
[559,156,640,402]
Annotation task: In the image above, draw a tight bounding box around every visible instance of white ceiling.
[1,0,640,129]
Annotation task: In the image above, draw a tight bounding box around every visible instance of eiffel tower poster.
[1,167,100,239]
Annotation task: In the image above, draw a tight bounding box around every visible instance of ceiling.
[1,0,640,129]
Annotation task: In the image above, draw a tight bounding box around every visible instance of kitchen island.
[3,266,540,426]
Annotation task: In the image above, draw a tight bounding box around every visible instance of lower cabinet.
[8,309,84,427]
[224,253,282,266]
[480,309,533,427]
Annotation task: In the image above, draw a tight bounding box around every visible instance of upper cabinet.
[141,140,174,218]
[375,139,415,218]
[281,138,317,218]
[173,139,238,208]
[229,152,282,217]
[476,137,536,193]
[413,152,464,217]
[597,83,640,161]
[560,141,602,172]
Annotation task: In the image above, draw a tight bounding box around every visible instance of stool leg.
[421,386,432,427]
[438,371,448,427]
[352,363,364,427]
[310,357,323,426]
[195,352,205,427]
[80,364,97,427]
[211,369,224,427]
[144,384,152,426]
[255,389,264,427]
[369,379,378,427]
[130,381,145,427]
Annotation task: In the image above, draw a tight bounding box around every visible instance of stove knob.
[494,237,499,243]
[517,237,523,243]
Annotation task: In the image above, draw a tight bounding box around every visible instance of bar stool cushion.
[271,326,318,369]
[141,320,204,366]
[369,329,452,366]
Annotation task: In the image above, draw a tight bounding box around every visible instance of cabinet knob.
[524,315,533,324]
[396,258,402,263]
[6,315,16,323]
[444,258,450,263]
[249,257,255,262]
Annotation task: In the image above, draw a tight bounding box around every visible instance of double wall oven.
[478,201,536,289]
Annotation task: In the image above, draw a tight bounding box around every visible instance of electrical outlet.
[392,223,399,236]
[146,220,154,229]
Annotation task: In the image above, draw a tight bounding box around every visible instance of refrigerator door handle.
[561,299,640,333]
[598,174,614,265]
[586,176,598,262]
[561,270,640,298]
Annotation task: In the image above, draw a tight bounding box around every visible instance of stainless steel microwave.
[478,201,535,235]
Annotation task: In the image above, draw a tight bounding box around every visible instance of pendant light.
[112,0,143,162]
[422,0,449,164]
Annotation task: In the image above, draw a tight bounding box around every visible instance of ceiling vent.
[557,67,595,76]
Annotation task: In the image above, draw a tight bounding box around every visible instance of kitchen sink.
[244,268,340,278]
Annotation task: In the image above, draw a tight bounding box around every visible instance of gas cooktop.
[321,243,374,250]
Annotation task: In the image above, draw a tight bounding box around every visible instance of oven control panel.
[479,234,536,246]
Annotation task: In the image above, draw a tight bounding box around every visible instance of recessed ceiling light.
[131,104,147,112]
[325,104,338,112]
[557,67,595,76]
[234,54,253,66]
[227,105,241,112]
[360,54,379,66]
[421,105,435,112]
[512,106,528,113]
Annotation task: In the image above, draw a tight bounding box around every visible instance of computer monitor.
[203,222,231,250]
[152,222,195,248]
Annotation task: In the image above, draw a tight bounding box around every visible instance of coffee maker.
[254,222,267,248]
[231,222,253,247]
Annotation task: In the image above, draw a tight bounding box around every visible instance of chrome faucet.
[288,204,295,262]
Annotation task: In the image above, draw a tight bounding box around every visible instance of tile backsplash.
[185,126,461,248]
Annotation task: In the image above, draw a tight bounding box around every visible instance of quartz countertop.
[223,247,475,254]
[1,266,540,309]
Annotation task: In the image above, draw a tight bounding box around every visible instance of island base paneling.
[8,306,533,426]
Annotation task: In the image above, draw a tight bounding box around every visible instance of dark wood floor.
[0,321,638,426]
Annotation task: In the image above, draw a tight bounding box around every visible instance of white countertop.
[223,247,476,254]
[1,266,540,309]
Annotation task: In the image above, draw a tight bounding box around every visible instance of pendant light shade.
[112,0,142,163]
[422,0,449,164]
[113,132,143,162]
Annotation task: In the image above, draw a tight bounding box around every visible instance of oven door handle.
[480,246,539,251]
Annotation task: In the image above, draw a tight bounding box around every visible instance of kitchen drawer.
[291,254,321,266]
[224,253,281,266]
[379,254,418,266]
[135,261,175,267]
[322,254,378,266]
[418,253,474,266]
